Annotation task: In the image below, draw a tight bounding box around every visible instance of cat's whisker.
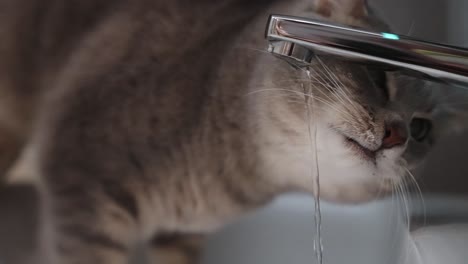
[312,58,341,89]
[244,87,309,102]
[246,87,308,100]
[309,80,353,111]
[244,88,309,104]
[307,67,354,112]
[303,65,336,92]
[388,179,404,263]
[316,57,352,97]
[397,179,411,231]
[303,95,357,121]
[316,77,363,121]
[314,57,362,114]
[332,84,362,117]
[404,167,426,227]
[300,80,356,112]
[306,66,349,105]
[403,177,412,229]
[244,87,305,97]
[398,176,414,264]
[394,182,403,217]
[246,87,357,122]
[313,100,357,121]
[390,178,396,205]
[307,71,361,120]
[304,79,366,125]
[314,60,347,95]
[312,91,357,119]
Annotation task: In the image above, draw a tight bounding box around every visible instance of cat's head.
[252,0,468,203]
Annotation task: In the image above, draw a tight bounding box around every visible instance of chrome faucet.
[265,14,468,87]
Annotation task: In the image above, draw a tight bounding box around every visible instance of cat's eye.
[410,117,432,142]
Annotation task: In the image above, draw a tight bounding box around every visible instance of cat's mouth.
[345,137,376,161]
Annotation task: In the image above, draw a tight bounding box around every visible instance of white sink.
[201,194,468,264]
[2,187,468,264]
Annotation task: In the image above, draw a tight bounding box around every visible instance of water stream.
[304,69,324,264]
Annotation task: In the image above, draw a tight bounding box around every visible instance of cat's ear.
[314,0,369,21]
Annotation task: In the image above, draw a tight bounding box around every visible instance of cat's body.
[0,0,463,263]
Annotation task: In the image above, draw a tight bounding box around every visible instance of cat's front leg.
[44,193,138,264]
[148,233,205,264]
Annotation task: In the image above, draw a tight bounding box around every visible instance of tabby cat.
[0,0,465,263]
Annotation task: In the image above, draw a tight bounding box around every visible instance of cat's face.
[254,57,465,203]
[252,0,467,203]
[295,60,438,202]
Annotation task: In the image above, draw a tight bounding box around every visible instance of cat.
[0,0,465,263]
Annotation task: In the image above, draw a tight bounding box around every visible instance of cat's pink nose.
[382,122,408,149]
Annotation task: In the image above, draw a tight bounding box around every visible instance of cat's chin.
[260,124,407,204]
[311,130,407,203]
[255,117,408,204]
[312,160,403,204]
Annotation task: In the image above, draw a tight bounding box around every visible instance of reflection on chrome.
[265,15,468,87]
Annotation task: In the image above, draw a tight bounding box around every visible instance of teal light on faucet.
[381,32,400,40]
